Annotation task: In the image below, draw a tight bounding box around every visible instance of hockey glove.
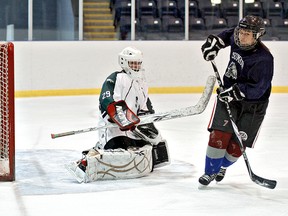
[201,35,225,61]
[107,100,140,131]
[217,84,245,103]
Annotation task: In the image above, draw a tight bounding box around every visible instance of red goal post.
[0,42,15,181]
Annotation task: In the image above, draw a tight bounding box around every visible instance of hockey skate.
[215,167,227,182]
[198,173,217,186]
[65,160,87,183]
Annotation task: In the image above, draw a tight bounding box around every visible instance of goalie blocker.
[66,123,170,183]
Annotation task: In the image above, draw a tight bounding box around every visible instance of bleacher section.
[111,0,288,40]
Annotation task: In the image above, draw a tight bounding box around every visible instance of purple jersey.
[218,28,274,102]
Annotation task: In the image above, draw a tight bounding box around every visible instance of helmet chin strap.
[126,68,145,81]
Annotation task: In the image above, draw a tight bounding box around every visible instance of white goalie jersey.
[98,70,153,148]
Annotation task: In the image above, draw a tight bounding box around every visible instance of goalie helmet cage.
[0,42,15,181]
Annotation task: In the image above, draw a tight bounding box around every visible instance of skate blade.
[198,183,209,190]
[65,162,86,183]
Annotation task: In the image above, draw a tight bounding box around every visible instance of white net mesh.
[0,43,12,177]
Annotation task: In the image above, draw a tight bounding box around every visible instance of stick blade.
[252,173,277,189]
[137,75,216,125]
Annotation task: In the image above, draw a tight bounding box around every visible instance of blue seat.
[265,0,285,18]
[138,0,158,17]
[158,0,178,18]
[160,15,184,40]
[178,0,200,19]
[189,17,207,40]
[114,0,134,25]
[222,1,239,18]
[205,17,227,28]
[205,16,227,35]
[118,16,140,39]
[162,15,184,32]
[244,1,264,17]
[271,17,288,40]
[198,0,222,18]
[261,18,273,39]
[140,16,162,32]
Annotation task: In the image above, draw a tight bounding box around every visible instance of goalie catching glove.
[217,84,245,103]
[201,35,225,61]
[107,100,140,131]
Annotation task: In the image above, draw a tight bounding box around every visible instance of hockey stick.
[51,75,216,139]
[211,60,277,189]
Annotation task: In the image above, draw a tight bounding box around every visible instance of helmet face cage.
[234,15,265,50]
[118,47,144,80]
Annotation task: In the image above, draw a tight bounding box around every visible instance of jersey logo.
[225,61,237,80]
[231,52,244,69]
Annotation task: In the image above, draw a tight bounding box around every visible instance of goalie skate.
[152,141,170,168]
[65,161,87,183]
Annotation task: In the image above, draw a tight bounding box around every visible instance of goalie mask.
[234,15,265,50]
[118,47,144,80]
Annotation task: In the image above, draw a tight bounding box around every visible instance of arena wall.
[13,41,288,97]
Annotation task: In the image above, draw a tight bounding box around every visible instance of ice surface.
[1,93,287,216]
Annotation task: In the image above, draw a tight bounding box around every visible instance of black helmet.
[234,15,266,50]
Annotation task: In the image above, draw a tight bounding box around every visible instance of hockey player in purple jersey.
[199,15,274,186]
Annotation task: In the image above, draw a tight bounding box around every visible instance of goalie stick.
[51,75,216,139]
[211,60,277,189]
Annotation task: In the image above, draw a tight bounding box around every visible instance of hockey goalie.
[65,47,170,183]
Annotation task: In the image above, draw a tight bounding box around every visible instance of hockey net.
[0,42,15,181]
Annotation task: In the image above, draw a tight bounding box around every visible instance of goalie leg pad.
[152,140,170,169]
[84,145,153,182]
